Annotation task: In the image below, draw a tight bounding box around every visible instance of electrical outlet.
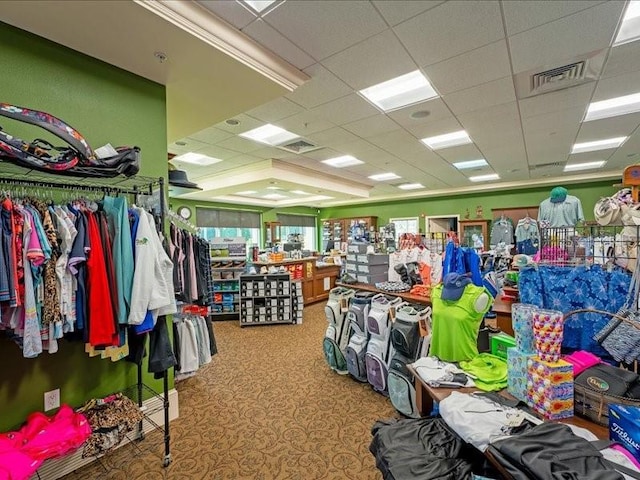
[44,389,60,412]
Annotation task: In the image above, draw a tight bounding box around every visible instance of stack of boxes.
[291,281,304,324]
[345,244,389,285]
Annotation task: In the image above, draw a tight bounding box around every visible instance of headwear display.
[442,273,471,301]
[168,169,202,190]
[511,254,535,269]
[550,186,568,204]
[594,197,622,226]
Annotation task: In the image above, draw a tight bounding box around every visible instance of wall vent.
[529,161,563,171]
[276,139,322,154]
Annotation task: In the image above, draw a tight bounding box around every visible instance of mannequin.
[538,186,584,227]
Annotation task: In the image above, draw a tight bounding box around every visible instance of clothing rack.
[1,171,173,470]
[166,208,199,234]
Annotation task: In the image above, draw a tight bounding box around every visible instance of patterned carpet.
[64,302,396,479]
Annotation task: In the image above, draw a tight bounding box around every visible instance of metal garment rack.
[0,170,173,469]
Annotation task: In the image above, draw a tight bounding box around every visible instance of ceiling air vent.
[276,139,322,154]
[529,162,563,171]
[513,50,606,100]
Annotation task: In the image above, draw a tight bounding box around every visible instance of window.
[277,214,317,251]
[196,207,261,245]
[389,217,419,242]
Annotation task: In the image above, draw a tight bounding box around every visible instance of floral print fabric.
[519,265,630,356]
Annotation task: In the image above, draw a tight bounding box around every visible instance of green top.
[459,353,508,392]
[430,283,492,362]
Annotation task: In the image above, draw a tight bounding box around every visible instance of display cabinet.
[264,222,281,247]
[459,220,491,252]
[321,216,377,247]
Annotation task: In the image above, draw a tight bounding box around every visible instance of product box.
[610,404,640,464]
[526,357,574,420]
[507,347,536,403]
[491,333,516,360]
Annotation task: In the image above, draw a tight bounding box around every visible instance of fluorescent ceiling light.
[614,0,640,46]
[321,155,364,168]
[263,193,288,199]
[239,123,299,146]
[584,92,640,121]
[290,190,309,195]
[421,130,472,150]
[369,172,401,181]
[241,0,277,13]
[171,152,222,166]
[359,70,438,112]
[571,136,627,154]
[469,173,500,182]
[267,186,281,190]
[398,183,424,190]
[453,159,488,170]
[236,190,258,195]
[564,160,607,172]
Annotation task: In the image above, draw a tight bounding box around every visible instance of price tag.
[506,411,526,427]
[419,318,430,337]
[389,306,396,322]
[340,298,349,313]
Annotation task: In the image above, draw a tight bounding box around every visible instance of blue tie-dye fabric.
[518,265,631,356]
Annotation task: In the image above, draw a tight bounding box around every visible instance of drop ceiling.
[4,1,640,208]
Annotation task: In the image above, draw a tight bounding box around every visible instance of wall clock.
[177,206,192,220]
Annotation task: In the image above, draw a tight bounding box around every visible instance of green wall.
[0,22,168,430]
[320,181,617,226]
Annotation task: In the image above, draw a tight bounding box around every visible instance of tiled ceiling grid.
[170,0,640,205]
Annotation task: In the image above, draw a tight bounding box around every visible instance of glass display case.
[459,220,490,252]
[264,222,281,247]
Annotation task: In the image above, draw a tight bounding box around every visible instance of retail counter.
[252,257,341,304]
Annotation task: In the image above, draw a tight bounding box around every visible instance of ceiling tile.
[322,30,417,90]
[443,76,516,115]
[386,98,452,128]
[508,2,625,73]
[332,138,385,156]
[168,138,210,155]
[592,70,640,102]
[275,110,334,135]
[577,112,640,139]
[197,0,257,29]
[603,41,640,79]
[246,97,305,123]
[521,107,585,135]
[216,135,264,153]
[184,126,233,145]
[309,93,379,125]
[306,127,361,147]
[372,0,444,26]
[242,19,316,70]
[285,63,353,109]
[297,147,344,161]
[251,146,295,159]
[502,1,605,36]
[394,1,504,67]
[482,143,528,166]
[518,83,595,118]
[263,0,387,60]
[423,40,511,95]
[406,116,463,139]
[216,113,265,133]
[193,144,246,160]
[365,129,424,153]
[437,144,485,162]
[342,114,401,137]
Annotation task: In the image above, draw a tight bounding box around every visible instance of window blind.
[277,213,316,227]
[196,207,261,228]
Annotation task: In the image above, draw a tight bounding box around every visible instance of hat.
[550,186,568,203]
[594,197,621,226]
[442,273,472,301]
[168,169,202,190]
[512,254,534,269]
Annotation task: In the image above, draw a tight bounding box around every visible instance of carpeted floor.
[64,302,397,479]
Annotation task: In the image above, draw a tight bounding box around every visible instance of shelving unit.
[459,219,491,252]
[321,216,377,248]
[209,237,247,321]
[239,273,295,327]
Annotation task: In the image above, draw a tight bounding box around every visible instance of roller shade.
[196,207,261,228]
[277,214,316,227]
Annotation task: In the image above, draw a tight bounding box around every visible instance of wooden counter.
[253,257,341,304]
[493,296,513,336]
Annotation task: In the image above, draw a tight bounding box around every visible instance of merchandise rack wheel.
[163,454,172,467]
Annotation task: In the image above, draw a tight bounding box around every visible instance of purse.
[575,363,639,398]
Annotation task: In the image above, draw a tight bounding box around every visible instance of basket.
[574,382,640,426]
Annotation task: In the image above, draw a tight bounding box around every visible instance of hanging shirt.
[515,218,540,255]
[490,218,514,247]
[19,208,43,358]
[1,199,16,305]
[538,195,585,227]
[51,207,76,332]
[430,283,492,362]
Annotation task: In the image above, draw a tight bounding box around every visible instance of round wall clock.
[177,206,192,220]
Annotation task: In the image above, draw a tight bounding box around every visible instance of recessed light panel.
[398,183,424,190]
[172,152,222,166]
[236,190,258,195]
[359,70,438,112]
[369,172,401,181]
[267,186,281,190]
[291,190,309,195]
[453,159,488,170]
[421,130,472,150]
[584,92,640,122]
[571,137,627,154]
[469,173,500,182]
[564,160,607,172]
[321,155,364,168]
[241,0,277,13]
[614,0,640,46]
[263,193,288,199]
[239,124,299,146]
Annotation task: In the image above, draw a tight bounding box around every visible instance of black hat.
[168,169,201,190]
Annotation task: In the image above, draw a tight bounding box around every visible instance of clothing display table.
[335,281,431,305]
[406,364,608,439]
